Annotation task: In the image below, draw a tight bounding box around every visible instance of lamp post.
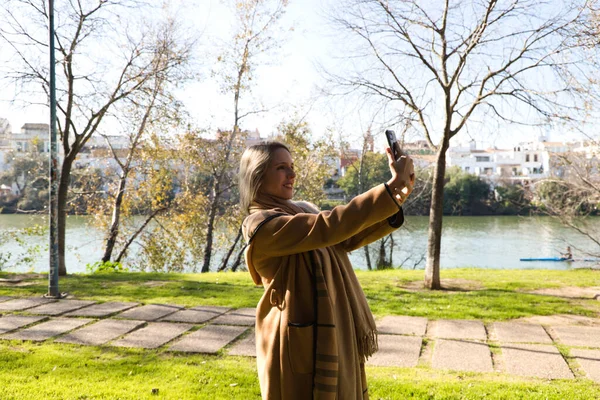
[47,0,61,298]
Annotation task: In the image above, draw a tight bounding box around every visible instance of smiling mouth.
[283,183,293,189]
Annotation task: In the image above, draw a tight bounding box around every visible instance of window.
[465,166,470,172]
[475,156,490,162]
[483,167,493,175]
[525,154,530,162]
[534,154,538,162]
[16,141,28,152]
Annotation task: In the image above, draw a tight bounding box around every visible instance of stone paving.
[1,297,600,384]
[64,301,139,317]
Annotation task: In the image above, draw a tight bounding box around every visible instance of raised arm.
[339,208,404,252]
[250,184,399,258]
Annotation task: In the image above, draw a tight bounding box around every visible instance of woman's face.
[260,148,296,199]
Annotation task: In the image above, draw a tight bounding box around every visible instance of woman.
[239,141,414,400]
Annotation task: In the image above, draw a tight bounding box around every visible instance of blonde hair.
[238,141,290,214]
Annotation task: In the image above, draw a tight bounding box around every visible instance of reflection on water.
[1,214,598,273]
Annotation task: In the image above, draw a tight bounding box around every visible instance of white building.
[0,122,57,194]
[446,137,571,186]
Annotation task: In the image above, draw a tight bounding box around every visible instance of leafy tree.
[201,0,289,273]
[337,152,388,198]
[493,184,530,215]
[0,151,49,212]
[443,167,491,216]
[275,118,337,205]
[338,150,399,270]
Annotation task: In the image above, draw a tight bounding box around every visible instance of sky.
[0,0,593,151]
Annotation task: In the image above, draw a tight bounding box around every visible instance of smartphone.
[385,129,401,162]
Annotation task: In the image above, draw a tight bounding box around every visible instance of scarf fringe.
[358,329,379,363]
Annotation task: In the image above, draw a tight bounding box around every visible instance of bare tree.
[200,0,288,273]
[0,0,192,275]
[329,0,596,289]
[535,150,600,258]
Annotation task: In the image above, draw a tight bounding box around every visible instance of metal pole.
[47,0,60,298]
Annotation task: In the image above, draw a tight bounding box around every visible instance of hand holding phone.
[385,130,402,162]
[385,129,415,198]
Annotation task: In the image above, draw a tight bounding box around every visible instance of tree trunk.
[231,243,246,272]
[115,208,164,263]
[218,225,243,272]
[201,179,220,273]
[424,141,449,289]
[57,156,74,276]
[363,245,372,270]
[102,171,127,263]
[376,238,387,269]
[389,234,394,268]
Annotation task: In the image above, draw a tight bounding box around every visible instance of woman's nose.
[287,168,296,178]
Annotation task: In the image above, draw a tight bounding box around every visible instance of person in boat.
[239,141,415,400]
[562,246,573,260]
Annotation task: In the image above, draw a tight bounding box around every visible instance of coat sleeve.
[251,184,399,258]
[338,209,404,252]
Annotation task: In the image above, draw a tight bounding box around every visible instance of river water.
[0,214,598,273]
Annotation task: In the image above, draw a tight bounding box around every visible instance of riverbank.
[3,214,600,272]
[1,268,599,399]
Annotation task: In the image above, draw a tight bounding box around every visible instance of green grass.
[0,271,263,308]
[0,342,261,399]
[367,368,600,400]
[2,268,599,320]
[1,268,599,398]
[1,343,599,400]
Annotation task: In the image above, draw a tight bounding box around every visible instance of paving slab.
[571,349,600,383]
[169,325,247,354]
[0,297,57,312]
[0,296,12,303]
[228,329,256,357]
[26,300,97,316]
[190,305,232,314]
[429,320,487,341]
[501,343,574,380]
[552,325,600,348]
[64,302,139,317]
[112,322,192,349]
[210,308,255,326]
[492,322,552,344]
[376,316,428,336]
[0,315,47,335]
[56,319,145,346]
[116,304,182,321]
[432,339,494,373]
[367,334,422,367]
[1,318,93,342]
[161,309,225,324]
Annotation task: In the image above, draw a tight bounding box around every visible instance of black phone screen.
[385,130,401,162]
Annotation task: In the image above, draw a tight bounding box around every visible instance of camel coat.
[242,184,404,400]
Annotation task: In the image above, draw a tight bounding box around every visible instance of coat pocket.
[287,323,314,375]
